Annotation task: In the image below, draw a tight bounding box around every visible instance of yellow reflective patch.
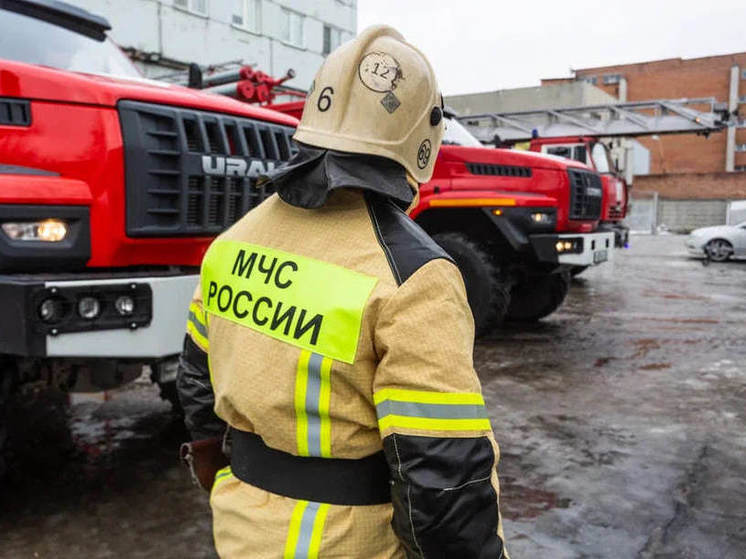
[378,415,492,433]
[201,240,377,364]
[373,388,485,407]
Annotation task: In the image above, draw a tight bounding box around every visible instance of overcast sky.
[357,0,746,95]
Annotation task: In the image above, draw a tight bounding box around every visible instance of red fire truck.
[528,136,629,249]
[0,0,297,472]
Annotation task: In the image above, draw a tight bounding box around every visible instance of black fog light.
[78,296,101,320]
[115,295,135,316]
[39,298,62,322]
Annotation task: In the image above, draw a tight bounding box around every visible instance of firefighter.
[177,24,508,558]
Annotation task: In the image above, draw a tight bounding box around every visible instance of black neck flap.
[259,143,414,210]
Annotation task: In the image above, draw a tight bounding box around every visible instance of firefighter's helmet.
[293,25,444,184]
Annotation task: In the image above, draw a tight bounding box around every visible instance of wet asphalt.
[1,234,745,558]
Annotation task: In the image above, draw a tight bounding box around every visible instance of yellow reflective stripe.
[201,240,377,363]
[283,500,308,559]
[189,302,207,327]
[211,466,233,494]
[308,503,330,558]
[295,350,311,457]
[378,415,492,433]
[318,357,332,458]
[373,388,485,407]
[186,320,209,351]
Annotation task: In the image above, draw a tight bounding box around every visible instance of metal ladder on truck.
[456,98,734,143]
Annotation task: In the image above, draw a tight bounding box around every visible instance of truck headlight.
[1,219,69,242]
[555,238,583,253]
[531,212,554,225]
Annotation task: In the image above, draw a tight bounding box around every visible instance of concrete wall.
[445,82,618,115]
[67,0,357,89]
[658,199,728,232]
[627,193,729,233]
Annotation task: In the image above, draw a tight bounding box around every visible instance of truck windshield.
[591,142,613,173]
[0,8,140,78]
[443,118,484,148]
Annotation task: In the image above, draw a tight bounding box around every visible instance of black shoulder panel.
[365,193,453,286]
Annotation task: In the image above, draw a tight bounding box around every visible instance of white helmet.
[293,25,444,184]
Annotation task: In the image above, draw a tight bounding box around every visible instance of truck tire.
[570,266,589,277]
[432,232,510,337]
[506,272,570,322]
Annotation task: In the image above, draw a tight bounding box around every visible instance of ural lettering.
[202,239,377,363]
[202,156,277,178]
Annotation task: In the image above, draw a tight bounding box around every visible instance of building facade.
[68,0,357,90]
[543,53,746,231]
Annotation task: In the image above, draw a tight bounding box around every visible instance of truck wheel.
[432,232,510,337]
[506,272,571,322]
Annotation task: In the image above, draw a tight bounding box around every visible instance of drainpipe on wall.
[725,65,739,172]
[618,77,628,103]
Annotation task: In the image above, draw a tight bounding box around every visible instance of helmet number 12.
[318,87,334,112]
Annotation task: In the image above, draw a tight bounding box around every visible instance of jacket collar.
[259,143,414,210]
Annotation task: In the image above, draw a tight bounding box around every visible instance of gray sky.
[357,0,746,95]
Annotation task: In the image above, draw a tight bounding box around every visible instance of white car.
[686,222,746,261]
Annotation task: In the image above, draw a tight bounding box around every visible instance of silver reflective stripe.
[305,352,323,457]
[295,501,321,557]
[376,400,488,420]
[188,310,207,338]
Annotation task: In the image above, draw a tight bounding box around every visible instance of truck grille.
[467,163,532,177]
[567,169,603,221]
[118,100,297,237]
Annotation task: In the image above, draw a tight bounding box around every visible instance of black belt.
[230,429,392,506]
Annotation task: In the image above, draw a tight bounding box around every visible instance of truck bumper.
[529,231,615,267]
[0,272,198,358]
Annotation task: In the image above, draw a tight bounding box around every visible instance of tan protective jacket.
[177,149,507,558]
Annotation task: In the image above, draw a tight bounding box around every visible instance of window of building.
[232,0,260,32]
[280,8,304,47]
[173,0,208,16]
[580,76,597,85]
[742,69,746,80]
[735,165,746,172]
[736,144,746,152]
[603,74,621,85]
[739,95,746,104]
[323,25,342,55]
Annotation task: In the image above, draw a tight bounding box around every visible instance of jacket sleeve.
[176,285,226,441]
[373,258,508,559]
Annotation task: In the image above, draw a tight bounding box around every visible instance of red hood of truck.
[0,59,297,126]
[439,145,591,171]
